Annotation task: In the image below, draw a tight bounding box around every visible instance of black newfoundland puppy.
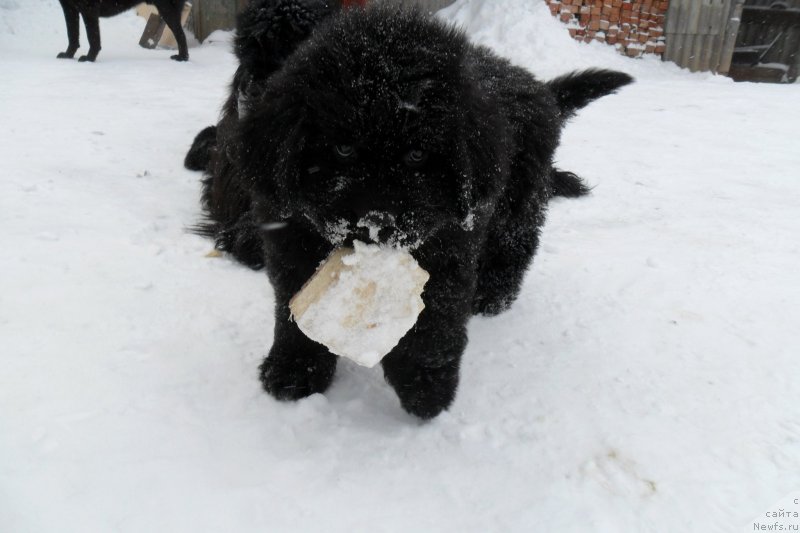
[57,0,189,62]
[186,0,632,419]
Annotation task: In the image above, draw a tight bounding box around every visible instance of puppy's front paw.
[57,51,75,59]
[171,53,189,62]
[383,358,459,420]
[77,55,95,63]
[259,351,337,401]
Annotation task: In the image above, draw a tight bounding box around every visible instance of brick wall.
[544,0,669,58]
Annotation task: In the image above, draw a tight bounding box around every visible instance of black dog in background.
[57,0,189,62]
[186,0,632,419]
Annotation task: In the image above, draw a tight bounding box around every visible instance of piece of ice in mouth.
[289,241,430,367]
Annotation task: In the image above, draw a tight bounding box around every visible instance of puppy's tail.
[548,69,633,118]
[184,125,217,171]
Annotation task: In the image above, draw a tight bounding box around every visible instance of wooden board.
[137,2,192,50]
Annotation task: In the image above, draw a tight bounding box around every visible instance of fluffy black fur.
[187,1,632,419]
[184,125,217,171]
[57,0,189,62]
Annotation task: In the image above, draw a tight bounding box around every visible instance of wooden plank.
[711,1,739,72]
[137,1,192,50]
[664,0,752,73]
[192,0,240,42]
[686,0,703,35]
[665,0,684,34]
[697,2,711,36]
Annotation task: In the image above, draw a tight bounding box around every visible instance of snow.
[1,0,799,531]
[290,243,429,368]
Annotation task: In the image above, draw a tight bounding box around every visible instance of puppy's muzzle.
[355,211,399,244]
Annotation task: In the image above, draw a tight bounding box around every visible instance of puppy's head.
[237,6,507,248]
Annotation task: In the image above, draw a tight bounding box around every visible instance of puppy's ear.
[233,1,339,120]
[234,0,339,83]
[547,69,633,118]
[235,90,306,219]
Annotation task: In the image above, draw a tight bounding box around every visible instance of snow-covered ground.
[1,0,799,531]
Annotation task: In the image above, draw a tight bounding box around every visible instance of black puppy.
[187,0,632,419]
[57,0,189,62]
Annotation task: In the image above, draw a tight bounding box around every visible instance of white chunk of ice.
[290,241,429,367]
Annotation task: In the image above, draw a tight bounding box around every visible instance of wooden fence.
[188,0,246,42]
[735,4,800,68]
[663,0,745,74]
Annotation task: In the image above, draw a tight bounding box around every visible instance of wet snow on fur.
[1,0,799,531]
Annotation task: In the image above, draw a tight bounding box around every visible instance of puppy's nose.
[358,210,396,229]
[354,210,399,244]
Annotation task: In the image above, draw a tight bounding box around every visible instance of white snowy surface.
[1,0,799,531]
[290,243,429,368]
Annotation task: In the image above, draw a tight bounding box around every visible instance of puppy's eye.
[404,149,428,168]
[334,144,356,161]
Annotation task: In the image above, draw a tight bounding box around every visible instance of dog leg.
[159,2,189,61]
[381,271,472,419]
[259,232,338,400]
[185,126,217,171]
[57,1,80,59]
[473,200,545,316]
[78,14,101,62]
[259,304,338,401]
[382,351,462,420]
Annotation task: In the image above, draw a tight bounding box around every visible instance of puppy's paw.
[171,54,189,62]
[77,55,95,63]
[56,52,75,59]
[471,292,514,317]
[383,359,459,420]
[259,352,337,401]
